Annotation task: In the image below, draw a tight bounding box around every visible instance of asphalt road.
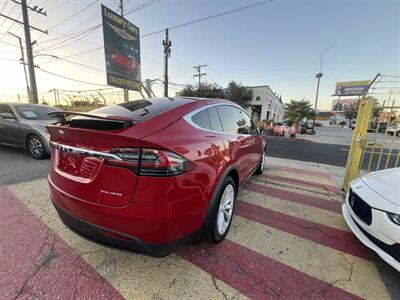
[0,145,50,185]
[266,137,399,171]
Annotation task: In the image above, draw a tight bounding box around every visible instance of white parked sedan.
[342,167,400,272]
[387,124,400,137]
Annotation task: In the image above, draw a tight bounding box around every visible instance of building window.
[255,96,260,101]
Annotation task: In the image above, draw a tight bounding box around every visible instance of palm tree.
[284,99,314,124]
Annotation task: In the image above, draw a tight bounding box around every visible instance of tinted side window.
[239,111,258,135]
[208,107,223,132]
[191,109,211,130]
[217,105,253,134]
[217,106,240,134]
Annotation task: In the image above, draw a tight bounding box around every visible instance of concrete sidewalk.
[267,156,400,300]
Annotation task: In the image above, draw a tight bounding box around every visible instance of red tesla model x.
[47,97,266,256]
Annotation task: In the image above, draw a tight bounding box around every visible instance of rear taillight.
[106,148,195,176]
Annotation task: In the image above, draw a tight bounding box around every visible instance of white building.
[245,85,284,122]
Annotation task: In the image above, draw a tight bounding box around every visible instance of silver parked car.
[0,103,61,159]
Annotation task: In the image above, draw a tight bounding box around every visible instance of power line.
[46,0,68,12]
[0,2,19,41]
[55,57,105,72]
[48,0,99,30]
[125,0,160,16]
[381,74,400,78]
[142,0,276,38]
[38,46,103,65]
[37,67,108,87]
[38,0,277,67]
[45,25,99,51]
[39,24,100,44]
[39,0,276,59]
[0,57,20,61]
[6,0,277,91]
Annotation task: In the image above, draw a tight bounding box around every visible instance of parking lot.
[1,144,397,300]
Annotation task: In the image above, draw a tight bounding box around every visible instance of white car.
[387,124,400,137]
[342,168,400,272]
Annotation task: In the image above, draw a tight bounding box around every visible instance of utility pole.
[22,0,37,103]
[163,28,171,97]
[193,64,207,96]
[0,0,48,104]
[8,32,30,103]
[119,0,129,102]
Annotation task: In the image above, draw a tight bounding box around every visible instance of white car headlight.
[387,213,400,226]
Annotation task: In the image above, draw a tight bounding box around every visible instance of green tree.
[342,96,380,122]
[343,104,358,122]
[180,82,225,98]
[284,99,314,124]
[180,81,253,108]
[225,81,253,108]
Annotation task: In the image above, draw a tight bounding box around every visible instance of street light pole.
[8,32,31,103]
[312,42,338,128]
[313,72,323,128]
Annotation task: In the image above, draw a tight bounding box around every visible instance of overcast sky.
[0,0,399,108]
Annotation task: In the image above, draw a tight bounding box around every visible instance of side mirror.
[0,112,16,120]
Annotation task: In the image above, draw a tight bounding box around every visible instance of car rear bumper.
[342,204,400,272]
[52,200,194,257]
[49,176,203,256]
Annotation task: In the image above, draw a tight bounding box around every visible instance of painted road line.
[236,199,370,261]
[244,181,342,213]
[261,173,339,193]
[0,187,123,300]
[228,216,390,300]
[239,189,349,231]
[268,164,332,179]
[177,240,361,300]
[8,180,244,299]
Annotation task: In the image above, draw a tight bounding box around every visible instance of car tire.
[27,134,48,159]
[210,176,236,243]
[397,131,400,137]
[255,148,266,175]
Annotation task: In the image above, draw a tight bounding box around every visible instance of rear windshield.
[15,105,60,120]
[90,98,194,122]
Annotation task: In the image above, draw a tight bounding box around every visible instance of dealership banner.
[334,80,371,96]
[101,5,141,91]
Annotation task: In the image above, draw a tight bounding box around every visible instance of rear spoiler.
[48,111,133,128]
